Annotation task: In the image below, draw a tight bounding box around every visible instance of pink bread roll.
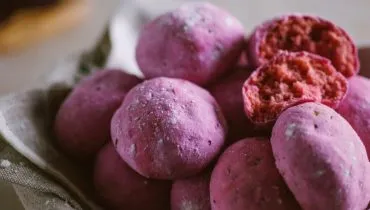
[111,77,227,180]
[210,138,300,210]
[337,76,370,159]
[54,70,142,160]
[209,68,262,142]
[242,51,347,126]
[271,102,370,210]
[93,143,171,210]
[248,14,359,78]
[171,170,211,210]
[136,2,245,85]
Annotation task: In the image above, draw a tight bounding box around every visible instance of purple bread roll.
[54,70,142,160]
[111,77,227,180]
[337,76,370,159]
[136,2,245,85]
[93,143,171,210]
[171,170,211,210]
[210,138,300,210]
[248,14,359,77]
[209,67,262,142]
[271,102,370,210]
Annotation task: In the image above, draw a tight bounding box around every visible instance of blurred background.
[0,0,370,209]
[1,0,370,95]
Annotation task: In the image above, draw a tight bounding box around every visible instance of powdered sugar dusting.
[130,144,136,156]
[360,98,370,109]
[184,3,204,27]
[314,169,326,177]
[145,92,153,100]
[159,14,173,26]
[285,123,297,139]
[225,17,234,26]
[185,12,203,29]
[183,25,190,32]
[169,117,177,125]
[212,43,224,61]
[181,200,201,210]
[153,139,172,177]
[343,169,350,177]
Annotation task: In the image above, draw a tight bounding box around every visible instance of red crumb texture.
[259,15,357,77]
[243,51,347,125]
[209,68,267,142]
